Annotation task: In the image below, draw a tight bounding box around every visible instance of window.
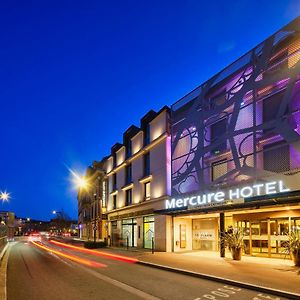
[126,140,132,159]
[113,194,117,210]
[144,182,151,200]
[143,216,154,249]
[122,218,137,247]
[143,152,150,177]
[210,118,227,155]
[210,89,226,109]
[144,123,150,146]
[263,91,287,133]
[264,141,290,173]
[125,164,132,185]
[113,173,117,190]
[211,159,228,181]
[113,153,117,168]
[102,180,107,208]
[125,189,132,206]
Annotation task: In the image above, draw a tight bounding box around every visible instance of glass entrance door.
[270,218,289,257]
[122,218,137,247]
[251,220,269,256]
[238,218,294,258]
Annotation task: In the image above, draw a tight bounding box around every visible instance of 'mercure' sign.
[165,181,290,210]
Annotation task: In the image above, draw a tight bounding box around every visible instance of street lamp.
[68,168,89,190]
[0,191,10,202]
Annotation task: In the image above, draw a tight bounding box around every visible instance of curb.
[0,243,8,263]
[0,243,9,300]
[137,261,300,300]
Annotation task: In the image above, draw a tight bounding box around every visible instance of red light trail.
[31,241,107,268]
[49,240,138,263]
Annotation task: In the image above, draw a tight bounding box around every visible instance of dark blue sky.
[0,1,299,220]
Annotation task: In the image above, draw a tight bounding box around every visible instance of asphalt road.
[7,239,288,300]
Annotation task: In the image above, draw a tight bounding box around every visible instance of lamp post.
[70,169,91,240]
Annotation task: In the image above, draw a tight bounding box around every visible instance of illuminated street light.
[68,168,89,190]
[0,191,10,202]
[75,176,88,189]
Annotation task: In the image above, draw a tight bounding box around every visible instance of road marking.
[0,242,14,300]
[40,244,161,300]
[193,285,285,300]
[75,262,162,300]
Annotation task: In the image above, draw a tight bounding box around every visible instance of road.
[6,239,287,300]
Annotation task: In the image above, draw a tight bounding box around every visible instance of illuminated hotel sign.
[165,181,290,210]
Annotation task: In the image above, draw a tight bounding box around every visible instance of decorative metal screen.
[171,17,300,197]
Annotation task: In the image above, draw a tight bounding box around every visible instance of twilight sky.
[0,1,299,220]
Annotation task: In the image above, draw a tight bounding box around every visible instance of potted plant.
[284,229,300,266]
[223,227,244,260]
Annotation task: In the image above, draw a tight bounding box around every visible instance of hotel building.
[79,17,300,258]
[165,17,300,258]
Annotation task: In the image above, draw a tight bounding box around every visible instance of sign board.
[165,180,290,210]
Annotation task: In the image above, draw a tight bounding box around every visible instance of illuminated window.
[102,180,107,208]
[143,216,154,249]
[144,182,151,200]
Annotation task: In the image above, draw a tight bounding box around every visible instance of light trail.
[31,241,107,268]
[49,240,138,263]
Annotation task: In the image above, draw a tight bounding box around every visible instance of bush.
[84,241,107,249]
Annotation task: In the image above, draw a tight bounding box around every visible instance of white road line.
[35,242,161,300]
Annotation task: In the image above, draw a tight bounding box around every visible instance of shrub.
[84,241,107,249]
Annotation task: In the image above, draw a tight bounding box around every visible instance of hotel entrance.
[172,207,300,257]
[192,218,218,251]
[174,215,219,252]
[236,215,300,258]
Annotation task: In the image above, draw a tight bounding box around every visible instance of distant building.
[0,211,15,239]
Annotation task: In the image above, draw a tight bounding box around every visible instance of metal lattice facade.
[171,17,300,197]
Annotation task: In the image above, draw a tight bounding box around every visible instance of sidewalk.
[97,247,300,297]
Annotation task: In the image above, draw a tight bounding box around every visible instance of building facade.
[104,107,171,251]
[163,17,300,258]
[78,161,108,241]
[79,17,300,258]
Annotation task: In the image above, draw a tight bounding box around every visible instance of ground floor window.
[122,218,137,247]
[143,216,154,249]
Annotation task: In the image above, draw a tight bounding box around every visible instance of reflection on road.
[49,239,138,263]
[31,241,107,268]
